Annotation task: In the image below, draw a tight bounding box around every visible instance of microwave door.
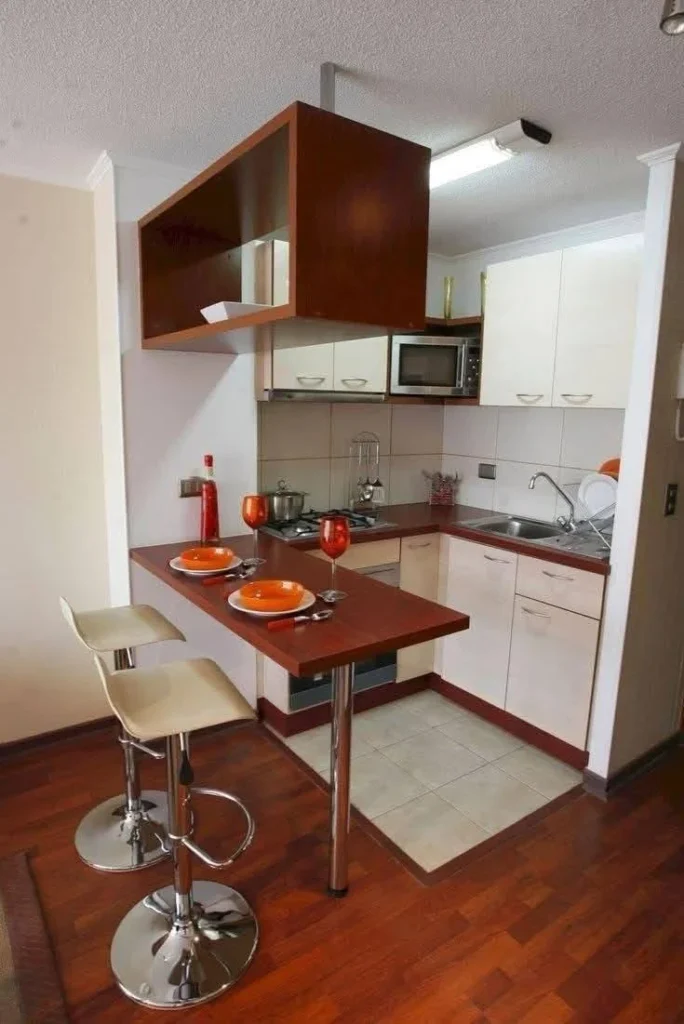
[392,337,463,396]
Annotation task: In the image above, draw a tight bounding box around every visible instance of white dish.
[200,301,272,323]
[577,472,617,518]
[227,588,316,619]
[169,554,242,576]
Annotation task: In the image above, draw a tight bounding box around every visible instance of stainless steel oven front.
[390,334,480,398]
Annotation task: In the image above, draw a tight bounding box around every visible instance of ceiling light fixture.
[660,0,684,34]
[430,119,552,190]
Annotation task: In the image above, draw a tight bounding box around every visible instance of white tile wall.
[442,405,624,521]
[258,402,442,507]
[257,401,624,515]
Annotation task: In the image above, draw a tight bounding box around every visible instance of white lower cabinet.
[439,537,517,708]
[505,596,599,748]
[397,535,441,682]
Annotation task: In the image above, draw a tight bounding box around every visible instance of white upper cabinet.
[552,234,643,409]
[272,336,335,391]
[332,336,388,394]
[480,235,642,409]
[480,251,562,407]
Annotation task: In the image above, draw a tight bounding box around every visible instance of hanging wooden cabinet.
[138,101,430,353]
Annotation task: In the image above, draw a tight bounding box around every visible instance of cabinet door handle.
[484,554,512,564]
[296,375,326,385]
[516,393,544,403]
[560,393,593,403]
[542,569,574,581]
[522,606,551,618]
[341,377,368,387]
[407,541,432,549]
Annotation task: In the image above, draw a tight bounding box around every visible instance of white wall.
[104,159,260,702]
[589,149,684,777]
[0,174,110,742]
[443,212,645,318]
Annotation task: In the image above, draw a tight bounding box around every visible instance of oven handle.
[357,563,401,587]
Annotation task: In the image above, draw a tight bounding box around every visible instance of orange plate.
[238,579,304,613]
[179,546,234,571]
[599,458,620,480]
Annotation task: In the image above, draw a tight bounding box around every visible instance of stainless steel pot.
[264,479,307,523]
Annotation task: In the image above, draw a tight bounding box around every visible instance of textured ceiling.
[0,0,680,253]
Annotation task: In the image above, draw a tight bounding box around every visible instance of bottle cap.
[203,454,213,467]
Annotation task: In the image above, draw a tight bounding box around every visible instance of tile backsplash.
[443,405,624,521]
[258,403,442,509]
[258,401,624,519]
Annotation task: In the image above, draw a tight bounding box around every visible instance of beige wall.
[607,161,684,772]
[0,174,110,742]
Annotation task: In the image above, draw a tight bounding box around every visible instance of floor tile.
[373,792,489,871]
[437,763,548,834]
[494,745,582,799]
[352,703,432,750]
[382,729,485,790]
[398,690,470,727]
[321,751,428,819]
[284,723,373,771]
[437,715,525,761]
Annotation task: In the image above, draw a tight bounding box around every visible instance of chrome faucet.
[529,471,577,531]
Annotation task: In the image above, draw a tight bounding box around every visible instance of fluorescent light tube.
[430,119,551,190]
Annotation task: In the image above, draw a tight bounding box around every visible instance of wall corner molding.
[638,143,682,168]
[87,151,114,191]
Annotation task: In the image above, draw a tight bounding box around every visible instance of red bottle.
[200,454,220,544]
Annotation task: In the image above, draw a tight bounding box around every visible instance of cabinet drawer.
[516,554,604,619]
[309,537,400,571]
[506,596,599,748]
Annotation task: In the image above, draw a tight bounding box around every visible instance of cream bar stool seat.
[60,597,184,872]
[93,653,259,1010]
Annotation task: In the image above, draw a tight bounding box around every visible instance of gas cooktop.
[260,508,396,541]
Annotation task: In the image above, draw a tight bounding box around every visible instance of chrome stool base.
[74,790,169,872]
[110,880,258,1009]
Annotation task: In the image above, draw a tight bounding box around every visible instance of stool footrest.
[120,735,165,761]
[182,787,255,869]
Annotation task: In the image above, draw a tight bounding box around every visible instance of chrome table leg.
[328,663,354,896]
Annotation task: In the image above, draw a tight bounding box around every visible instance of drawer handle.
[296,375,326,385]
[522,606,551,618]
[542,569,574,581]
[341,377,368,387]
[560,393,593,403]
[484,554,512,564]
[516,393,544,403]
[408,541,432,549]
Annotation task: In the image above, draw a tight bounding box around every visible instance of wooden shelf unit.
[139,102,430,352]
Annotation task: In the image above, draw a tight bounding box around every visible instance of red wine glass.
[318,515,350,603]
[242,495,268,566]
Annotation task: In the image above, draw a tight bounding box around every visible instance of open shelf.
[139,102,431,352]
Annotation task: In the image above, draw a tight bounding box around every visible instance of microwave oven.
[390,334,481,398]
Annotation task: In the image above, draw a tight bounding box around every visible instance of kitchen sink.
[466,517,566,541]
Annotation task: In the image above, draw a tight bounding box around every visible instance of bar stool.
[60,597,185,872]
[92,652,259,1010]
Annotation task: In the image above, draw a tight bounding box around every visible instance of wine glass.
[242,495,268,567]
[318,515,350,603]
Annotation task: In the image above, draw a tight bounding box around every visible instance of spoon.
[267,609,333,632]
[201,565,256,586]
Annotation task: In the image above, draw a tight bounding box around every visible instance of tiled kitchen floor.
[282,691,582,873]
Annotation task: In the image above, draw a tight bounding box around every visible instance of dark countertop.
[290,503,610,576]
[130,533,470,677]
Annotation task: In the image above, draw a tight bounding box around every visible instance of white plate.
[577,472,617,518]
[200,301,272,323]
[227,588,316,618]
[169,554,242,576]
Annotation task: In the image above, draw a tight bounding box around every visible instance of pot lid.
[264,479,308,497]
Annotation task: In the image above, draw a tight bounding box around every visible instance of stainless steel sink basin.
[463,516,566,541]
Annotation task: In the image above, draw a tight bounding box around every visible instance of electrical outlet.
[478,463,497,480]
[664,482,678,517]
[179,476,203,498]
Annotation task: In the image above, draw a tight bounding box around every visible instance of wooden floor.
[1,723,682,1023]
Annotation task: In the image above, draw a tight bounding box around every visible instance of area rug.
[0,853,68,1023]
